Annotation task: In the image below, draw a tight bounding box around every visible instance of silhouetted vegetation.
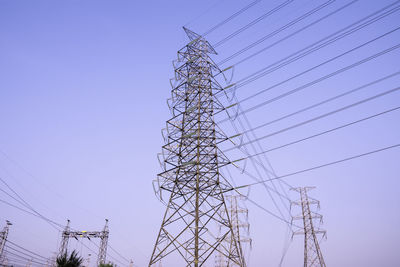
[56,250,84,267]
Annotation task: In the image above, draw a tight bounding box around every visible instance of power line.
[84,238,128,266]
[184,0,228,28]
[236,191,302,230]
[224,86,400,152]
[237,71,400,136]
[0,198,41,219]
[241,106,400,159]
[220,169,299,229]
[0,177,63,231]
[218,40,400,123]
[234,143,400,189]
[4,254,43,267]
[214,0,295,47]
[4,245,48,263]
[3,250,47,265]
[235,23,400,99]
[223,106,292,220]
[228,1,400,85]
[219,0,397,66]
[6,240,48,260]
[202,0,262,36]
[217,0,343,65]
[0,148,104,222]
[108,244,130,263]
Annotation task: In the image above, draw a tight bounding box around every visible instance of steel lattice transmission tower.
[215,195,252,267]
[291,187,326,267]
[59,219,109,266]
[0,221,12,263]
[150,27,244,267]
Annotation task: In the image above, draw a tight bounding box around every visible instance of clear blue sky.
[0,0,399,266]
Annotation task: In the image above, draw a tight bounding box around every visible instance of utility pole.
[215,195,252,267]
[58,219,109,266]
[291,187,326,267]
[149,27,244,266]
[0,220,12,263]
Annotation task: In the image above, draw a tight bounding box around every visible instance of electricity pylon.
[291,187,326,267]
[59,219,109,266]
[150,27,244,266]
[0,221,12,263]
[215,195,252,267]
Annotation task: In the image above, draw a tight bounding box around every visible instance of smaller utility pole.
[291,187,326,267]
[0,220,12,263]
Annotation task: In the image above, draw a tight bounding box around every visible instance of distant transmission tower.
[150,27,244,266]
[215,195,252,267]
[291,187,326,267]
[0,221,12,263]
[59,219,109,266]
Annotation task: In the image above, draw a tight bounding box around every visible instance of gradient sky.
[0,0,399,266]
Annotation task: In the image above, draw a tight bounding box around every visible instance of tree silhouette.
[56,250,84,267]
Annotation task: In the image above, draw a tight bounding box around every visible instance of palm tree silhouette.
[56,250,84,267]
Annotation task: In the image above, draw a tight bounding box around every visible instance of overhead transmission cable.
[3,250,47,265]
[4,245,48,263]
[218,40,400,123]
[88,239,128,266]
[221,165,301,229]
[239,105,400,160]
[214,0,295,47]
[224,86,400,152]
[217,0,343,65]
[202,0,262,36]
[0,198,43,219]
[216,1,400,93]
[232,143,400,190]
[233,22,400,99]
[108,244,131,263]
[220,72,297,223]
[6,240,48,261]
[235,70,400,136]
[219,0,398,66]
[224,110,292,220]
[0,148,105,222]
[236,190,302,229]
[0,176,63,230]
[184,0,228,28]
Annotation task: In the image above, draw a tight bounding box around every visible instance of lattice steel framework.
[150,27,244,267]
[0,221,11,264]
[59,219,109,266]
[291,187,326,267]
[215,195,251,267]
